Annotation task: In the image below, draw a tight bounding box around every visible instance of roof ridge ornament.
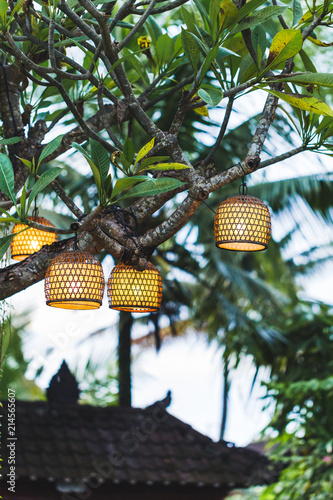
[46,360,80,405]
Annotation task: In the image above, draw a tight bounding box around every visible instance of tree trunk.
[219,354,230,441]
[118,311,133,407]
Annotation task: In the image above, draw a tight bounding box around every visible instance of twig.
[50,180,84,219]
[109,0,137,32]
[97,84,124,150]
[25,218,73,234]
[118,0,159,50]
[272,0,289,29]
[204,96,235,164]
[130,0,190,14]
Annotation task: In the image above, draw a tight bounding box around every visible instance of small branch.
[25,219,73,234]
[109,0,137,32]
[244,93,279,171]
[302,12,328,40]
[97,84,123,150]
[130,0,190,14]
[118,0,159,50]
[272,0,289,30]
[144,76,194,109]
[204,96,235,164]
[139,194,201,250]
[0,189,32,209]
[256,145,307,169]
[50,180,84,219]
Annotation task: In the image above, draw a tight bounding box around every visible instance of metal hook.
[239,176,248,196]
[32,196,39,217]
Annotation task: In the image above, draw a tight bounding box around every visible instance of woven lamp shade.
[11,216,58,261]
[45,250,105,310]
[107,262,163,313]
[214,195,271,251]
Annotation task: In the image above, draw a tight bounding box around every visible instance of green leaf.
[0,0,8,20]
[293,0,303,25]
[229,6,288,36]
[276,73,333,88]
[236,0,267,23]
[193,0,212,31]
[147,163,191,171]
[217,47,240,60]
[90,139,110,184]
[264,29,303,73]
[299,49,317,73]
[181,28,201,77]
[0,233,17,261]
[20,185,27,219]
[119,178,185,199]
[0,136,22,146]
[110,176,148,200]
[181,5,196,32]
[251,25,267,61]
[238,53,257,83]
[134,137,155,166]
[122,49,150,87]
[0,153,15,203]
[72,142,102,193]
[146,15,163,44]
[27,168,62,209]
[38,135,64,167]
[138,156,169,171]
[156,34,174,67]
[209,0,220,37]
[17,157,32,171]
[123,138,135,165]
[219,0,238,31]
[199,44,219,83]
[9,0,22,20]
[266,90,333,117]
[0,216,20,223]
[198,87,223,106]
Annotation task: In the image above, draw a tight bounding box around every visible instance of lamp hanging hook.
[239,176,248,196]
[70,222,80,250]
[32,195,39,217]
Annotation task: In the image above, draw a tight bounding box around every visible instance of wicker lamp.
[45,250,105,310]
[10,216,58,261]
[107,262,162,313]
[214,190,271,252]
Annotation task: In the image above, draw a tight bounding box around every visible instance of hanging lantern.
[11,216,58,261]
[45,250,105,310]
[107,262,163,313]
[214,194,271,251]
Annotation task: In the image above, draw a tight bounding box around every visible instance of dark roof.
[1,398,274,492]
[1,363,275,494]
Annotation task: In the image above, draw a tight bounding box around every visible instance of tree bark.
[220,354,230,441]
[118,311,133,407]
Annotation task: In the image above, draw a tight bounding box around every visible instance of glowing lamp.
[10,216,57,261]
[45,250,104,310]
[214,195,271,251]
[107,262,162,313]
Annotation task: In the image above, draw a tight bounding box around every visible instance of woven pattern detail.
[10,216,57,261]
[45,250,104,310]
[107,262,163,313]
[214,195,271,251]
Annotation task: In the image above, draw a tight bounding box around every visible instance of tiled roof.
[1,396,274,491]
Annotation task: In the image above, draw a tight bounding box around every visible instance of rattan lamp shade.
[10,216,57,261]
[45,250,104,310]
[214,195,271,251]
[107,262,163,313]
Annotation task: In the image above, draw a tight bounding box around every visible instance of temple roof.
[1,362,275,493]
